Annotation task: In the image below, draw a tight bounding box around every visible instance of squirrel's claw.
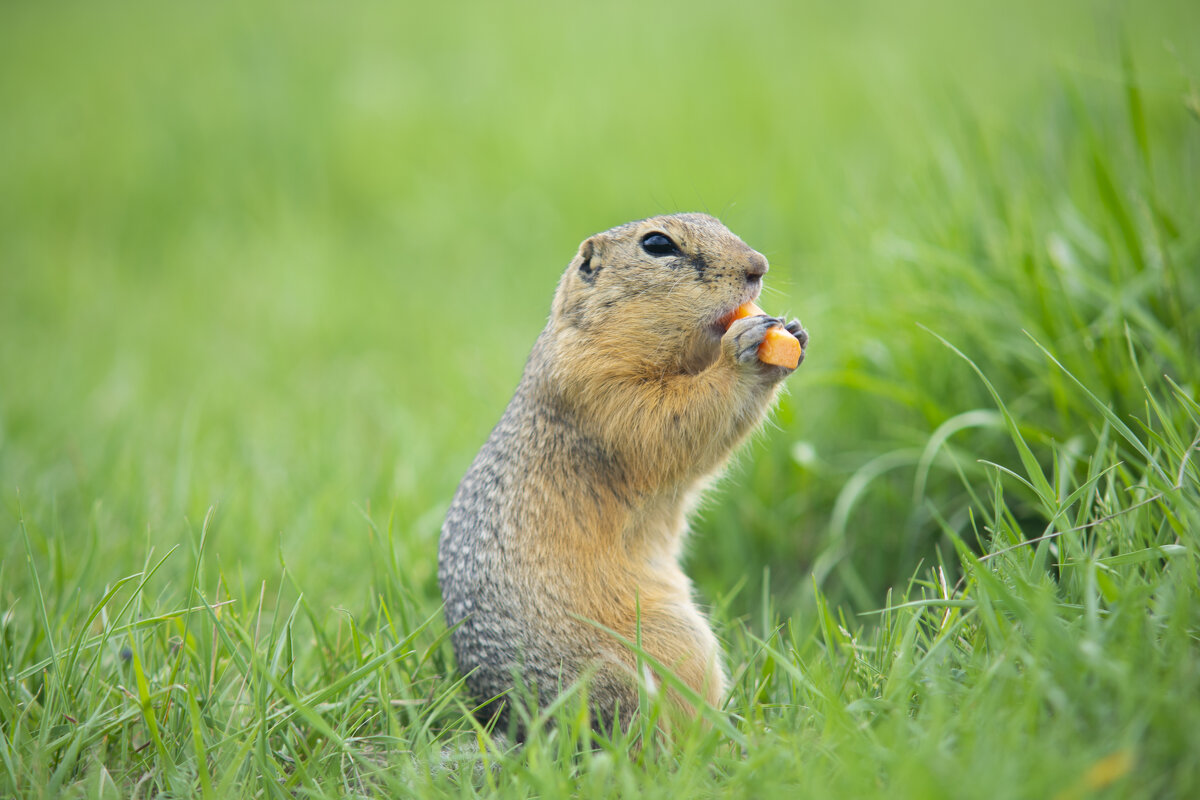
[785,319,809,350]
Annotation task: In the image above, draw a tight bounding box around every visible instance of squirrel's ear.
[573,237,600,283]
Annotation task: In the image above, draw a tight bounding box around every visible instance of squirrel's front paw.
[785,319,809,354]
[723,314,794,374]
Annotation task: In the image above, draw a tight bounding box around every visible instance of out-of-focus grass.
[2,0,1198,797]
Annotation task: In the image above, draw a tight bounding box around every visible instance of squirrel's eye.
[641,232,680,257]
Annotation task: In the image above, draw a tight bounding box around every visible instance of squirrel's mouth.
[709,286,764,336]
[685,286,762,374]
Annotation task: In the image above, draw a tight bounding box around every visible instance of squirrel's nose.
[745,252,769,282]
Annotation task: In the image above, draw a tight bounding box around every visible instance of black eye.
[641,232,680,257]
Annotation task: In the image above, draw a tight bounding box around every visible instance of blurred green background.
[2,0,1197,613]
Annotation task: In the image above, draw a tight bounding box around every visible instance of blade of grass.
[922,327,1057,508]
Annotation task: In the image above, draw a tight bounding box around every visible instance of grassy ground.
[2,0,1199,797]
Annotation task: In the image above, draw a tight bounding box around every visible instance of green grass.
[2,0,1199,797]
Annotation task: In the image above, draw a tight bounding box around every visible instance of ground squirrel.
[439,213,807,735]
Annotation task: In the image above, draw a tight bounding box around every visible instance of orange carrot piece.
[725,301,801,369]
[758,329,802,369]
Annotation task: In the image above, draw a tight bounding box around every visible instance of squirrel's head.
[550,213,769,373]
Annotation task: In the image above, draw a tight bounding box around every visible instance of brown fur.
[439,213,807,735]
